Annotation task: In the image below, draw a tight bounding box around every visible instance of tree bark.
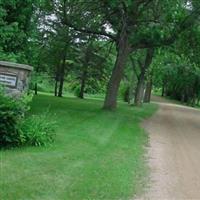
[58,68,65,97]
[134,48,154,106]
[134,74,146,106]
[103,31,130,110]
[78,69,87,99]
[58,54,66,97]
[129,57,139,105]
[78,43,90,99]
[54,65,60,96]
[54,79,58,96]
[34,83,38,95]
[58,76,64,97]
[144,78,153,103]
[128,72,137,104]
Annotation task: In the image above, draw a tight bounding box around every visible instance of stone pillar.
[0,61,33,96]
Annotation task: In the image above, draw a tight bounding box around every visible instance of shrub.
[0,88,56,148]
[119,84,130,102]
[74,86,81,97]
[0,91,29,147]
[20,114,56,146]
[123,86,130,102]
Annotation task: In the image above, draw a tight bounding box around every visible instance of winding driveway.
[139,96,200,200]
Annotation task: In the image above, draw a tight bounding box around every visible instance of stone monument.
[0,61,33,96]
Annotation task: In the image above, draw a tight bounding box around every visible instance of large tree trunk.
[54,65,60,96]
[58,54,66,97]
[144,78,153,103]
[78,69,87,99]
[78,44,90,99]
[34,64,39,96]
[34,83,38,95]
[129,57,138,105]
[58,74,64,97]
[134,48,154,106]
[134,74,145,106]
[128,73,137,104]
[103,31,130,110]
[54,79,58,96]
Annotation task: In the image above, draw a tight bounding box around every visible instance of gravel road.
[138,96,200,200]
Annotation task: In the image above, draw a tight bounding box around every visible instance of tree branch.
[64,21,116,41]
[134,6,200,49]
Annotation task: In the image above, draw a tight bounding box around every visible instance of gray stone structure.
[0,61,33,96]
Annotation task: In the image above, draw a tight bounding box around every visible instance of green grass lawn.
[1,94,157,200]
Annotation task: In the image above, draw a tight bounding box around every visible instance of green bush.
[74,86,81,97]
[0,89,56,148]
[20,114,56,146]
[119,84,130,102]
[0,92,28,147]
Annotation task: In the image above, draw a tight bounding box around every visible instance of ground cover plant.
[1,94,157,200]
[0,91,30,147]
[0,90,55,148]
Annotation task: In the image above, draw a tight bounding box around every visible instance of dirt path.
[138,96,200,200]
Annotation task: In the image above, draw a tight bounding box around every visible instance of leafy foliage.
[0,90,55,148]
[1,0,200,108]
[0,0,35,63]
[152,47,200,105]
[20,113,56,146]
[0,91,29,147]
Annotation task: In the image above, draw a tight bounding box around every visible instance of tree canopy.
[1,0,200,108]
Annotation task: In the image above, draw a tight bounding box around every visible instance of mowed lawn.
[1,94,157,200]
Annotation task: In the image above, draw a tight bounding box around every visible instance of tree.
[64,0,200,109]
[73,39,109,99]
[134,49,154,106]
[0,0,36,62]
[152,47,200,106]
[35,0,77,97]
